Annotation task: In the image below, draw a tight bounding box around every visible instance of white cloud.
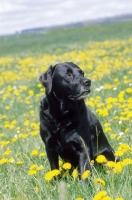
[0,0,132,35]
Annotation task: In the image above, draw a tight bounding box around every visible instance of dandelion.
[113,162,123,174]
[35,187,39,193]
[4,149,12,156]
[37,165,44,171]
[62,162,71,170]
[72,169,78,179]
[106,161,116,168]
[94,178,106,186]
[115,198,124,200]
[76,198,84,200]
[93,190,107,200]
[31,150,39,155]
[28,90,34,96]
[28,169,37,175]
[7,158,15,163]
[82,170,90,180]
[44,169,60,181]
[0,158,7,164]
[16,161,23,165]
[96,155,107,163]
[24,120,29,126]
[39,152,46,157]
[30,164,37,170]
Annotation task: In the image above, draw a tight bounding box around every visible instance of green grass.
[0,22,132,200]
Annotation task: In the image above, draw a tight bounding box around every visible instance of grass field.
[0,22,132,200]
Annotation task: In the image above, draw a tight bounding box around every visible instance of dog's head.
[39,62,91,100]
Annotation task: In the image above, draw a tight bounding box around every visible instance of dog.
[39,62,117,176]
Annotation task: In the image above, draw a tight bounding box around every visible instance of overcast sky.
[0,0,132,35]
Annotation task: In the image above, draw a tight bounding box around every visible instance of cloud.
[0,0,132,35]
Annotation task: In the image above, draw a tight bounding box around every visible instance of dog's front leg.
[46,147,59,170]
[79,150,91,177]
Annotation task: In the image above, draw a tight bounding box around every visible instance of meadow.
[0,22,132,200]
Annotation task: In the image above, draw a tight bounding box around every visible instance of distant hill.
[21,14,132,34]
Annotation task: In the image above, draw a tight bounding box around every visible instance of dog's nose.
[83,79,91,86]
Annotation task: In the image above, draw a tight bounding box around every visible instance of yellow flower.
[28,169,37,175]
[4,149,12,156]
[93,190,107,200]
[30,164,37,170]
[0,158,7,164]
[94,178,106,186]
[113,162,123,174]
[72,169,78,179]
[62,162,71,170]
[37,165,44,171]
[35,187,39,193]
[82,170,90,180]
[122,158,132,167]
[44,169,60,181]
[7,158,15,163]
[114,150,123,157]
[1,140,10,146]
[106,161,116,168]
[115,198,124,200]
[76,198,84,200]
[24,120,29,126]
[96,155,107,163]
[39,152,46,157]
[110,134,117,139]
[31,150,39,155]
[16,161,23,165]
[28,90,34,96]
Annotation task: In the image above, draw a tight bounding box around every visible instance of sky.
[0,0,132,35]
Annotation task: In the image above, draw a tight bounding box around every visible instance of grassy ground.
[0,22,132,200]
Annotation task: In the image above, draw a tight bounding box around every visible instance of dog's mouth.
[68,89,91,100]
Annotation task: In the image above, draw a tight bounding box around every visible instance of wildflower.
[16,161,23,165]
[122,158,132,166]
[76,198,84,200]
[37,165,44,171]
[113,162,123,174]
[24,120,29,126]
[115,198,124,200]
[7,158,15,163]
[96,155,107,163]
[72,169,78,179]
[114,150,123,157]
[31,150,39,155]
[82,170,90,180]
[39,152,46,157]
[110,134,117,139]
[1,140,10,146]
[28,90,34,96]
[28,169,37,175]
[30,164,37,170]
[93,190,107,200]
[5,106,10,110]
[0,158,7,164]
[106,161,116,168]
[19,133,28,138]
[62,162,71,170]
[44,169,60,181]
[94,178,106,186]
[35,187,39,193]
[4,149,12,156]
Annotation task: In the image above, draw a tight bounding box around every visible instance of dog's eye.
[79,70,84,76]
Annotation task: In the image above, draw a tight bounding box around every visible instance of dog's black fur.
[39,62,116,175]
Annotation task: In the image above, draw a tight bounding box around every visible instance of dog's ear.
[39,65,55,94]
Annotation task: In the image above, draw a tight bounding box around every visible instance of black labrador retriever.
[39,62,117,176]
